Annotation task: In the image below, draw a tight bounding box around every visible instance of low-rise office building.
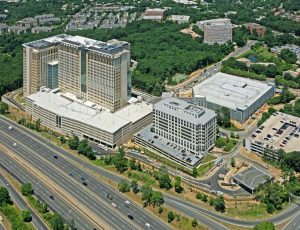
[197,18,232,44]
[169,15,190,24]
[25,88,153,148]
[245,112,300,159]
[134,98,217,167]
[193,72,275,123]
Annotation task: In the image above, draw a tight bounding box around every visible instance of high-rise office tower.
[23,35,130,111]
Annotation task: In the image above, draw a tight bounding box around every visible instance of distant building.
[134,98,217,167]
[19,17,37,27]
[0,23,8,34]
[35,14,61,25]
[143,8,167,22]
[0,14,7,20]
[31,26,52,33]
[193,72,275,123]
[243,23,267,36]
[169,15,190,24]
[173,0,196,5]
[271,44,300,61]
[246,112,300,159]
[197,18,232,44]
[8,25,28,34]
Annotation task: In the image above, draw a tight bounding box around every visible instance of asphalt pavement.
[0,174,48,230]
[0,156,95,230]
[284,212,300,230]
[0,117,169,230]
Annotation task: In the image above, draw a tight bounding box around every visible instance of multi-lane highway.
[0,115,299,229]
[0,155,95,229]
[0,116,169,230]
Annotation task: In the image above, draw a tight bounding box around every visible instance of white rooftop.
[170,15,190,21]
[27,90,153,133]
[193,72,274,110]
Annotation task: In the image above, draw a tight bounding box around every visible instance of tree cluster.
[68,135,96,160]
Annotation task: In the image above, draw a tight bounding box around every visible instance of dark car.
[50,195,54,200]
[82,181,88,186]
[53,155,58,159]
[128,215,134,220]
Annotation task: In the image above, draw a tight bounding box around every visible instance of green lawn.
[201,154,217,164]
[197,162,214,177]
[172,73,188,83]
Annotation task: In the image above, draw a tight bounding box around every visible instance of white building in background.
[197,18,232,44]
[193,72,275,123]
[169,15,190,24]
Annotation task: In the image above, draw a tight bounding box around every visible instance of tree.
[167,211,175,223]
[68,134,79,150]
[141,184,153,205]
[21,183,33,196]
[230,158,236,167]
[220,107,231,128]
[279,49,297,64]
[0,186,11,205]
[174,176,183,193]
[254,222,275,230]
[214,196,226,212]
[50,213,65,230]
[131,180,139,194]
[59,136,66,144]
[158,206,163,214]
[78,139,89,155]
[158,171,172,190]
[192,218,198,227]
[150,191,164,207]
[118,179,130,193]
[22,210,32,222]
[0,102,8,114]
[192,167,198,178]
[35,118,41,131]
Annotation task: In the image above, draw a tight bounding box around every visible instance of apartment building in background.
[23,34,130,111]
[135,98,217,167]
[197,18,232,44]
[143,8,167,22]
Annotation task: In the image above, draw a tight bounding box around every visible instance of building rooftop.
[135,126,203,167]
[250,112,300,152]
[169,15,190,21]
[154,97,216,124]
[27,89,153,133]
[193,72,274,111]
[233,166,273,191]
[23,34,130,55]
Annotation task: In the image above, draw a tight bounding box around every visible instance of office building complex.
[193,72,275,123]
[245,112,300,159]
[25,88,153,148]
[23,34,130,112]
[197,18,232,44]
[135,98,217,167]
[143,8,167,22]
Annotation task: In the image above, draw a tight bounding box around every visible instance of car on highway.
[13,142,17,147]
[128,214,134,220]
[106,193,113,200]
[80,176,85,181]
[145,223,151,228]
[111,203,116,207]
[8,126,13,130]
[82,181,88,186]
[125,200,130,205]
[69,172,73,177]
[53,155,58,159]
[50,195,54,200]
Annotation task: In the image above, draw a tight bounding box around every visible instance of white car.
[8,126,13,130]
[13,142,17,147]
[125,200,130,205]
[111,203,116,207]
[145,223,151,228]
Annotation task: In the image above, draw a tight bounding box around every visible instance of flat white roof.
[27,90,153,133]
[170,15,190,21]
[193,72,274,110]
